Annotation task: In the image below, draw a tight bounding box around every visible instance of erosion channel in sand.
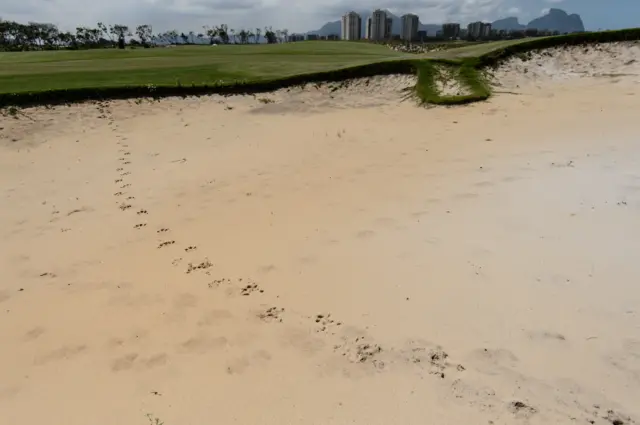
[1,42,639,425]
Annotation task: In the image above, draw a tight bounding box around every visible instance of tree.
[229,28,236,44]
[180,32,188,44]
[217,24,229,44]
[238,29,249,44]
[76,26,101,48]
[164,30,178,44]
[58,31,76,49]
[204,25,218,44]
[97,22,114,47]
[135,24,152,47]
[110,24,130,49]
[264,26,277,44]
[525,28,538,37]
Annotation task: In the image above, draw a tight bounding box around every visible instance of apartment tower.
[401,13,419,41]
[442,22,461,39]
[467,21,492,39]
[367,9,388,41]
[341,11,362,41]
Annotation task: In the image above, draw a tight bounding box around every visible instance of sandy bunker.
[1,42,640,425]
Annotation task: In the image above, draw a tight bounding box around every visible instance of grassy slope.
[0,42,408,93]
[423,39,535,58]
[1,29,639,107]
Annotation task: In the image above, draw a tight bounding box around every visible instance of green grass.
[424,39,539,58]
[1,28,640,107]
[0,42,408,93]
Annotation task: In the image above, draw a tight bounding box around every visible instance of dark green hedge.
[476,28,640,68]
[0,60,417,108]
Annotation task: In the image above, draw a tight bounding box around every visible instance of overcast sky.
[1,0,638,33]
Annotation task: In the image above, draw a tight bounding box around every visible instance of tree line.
[0,19,290,51]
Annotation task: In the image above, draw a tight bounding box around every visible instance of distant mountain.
[308,10,441,37]
[310,8,585,37]
[492,17,525,31]
[527,8,585,32]
[492,9,584,32]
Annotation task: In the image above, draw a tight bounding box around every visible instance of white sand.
[1,44,640,425]
[492,40,640,90]
[433,65,471,97]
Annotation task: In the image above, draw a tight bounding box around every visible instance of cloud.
[0,0,574,33]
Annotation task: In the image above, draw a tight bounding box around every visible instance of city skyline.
[1,0,638,34]
[341,10,498,42]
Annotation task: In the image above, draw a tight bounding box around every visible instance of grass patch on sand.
[1,28,639,108]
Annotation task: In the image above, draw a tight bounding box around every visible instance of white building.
[341,11,362,41]
[401,13,419,41]
[367,9,388,41]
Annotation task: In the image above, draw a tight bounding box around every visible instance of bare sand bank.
[1,46,640,425]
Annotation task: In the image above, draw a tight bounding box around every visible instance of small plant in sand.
[146,414,164,425]
[4,106,20,117]
[258,97,274,104]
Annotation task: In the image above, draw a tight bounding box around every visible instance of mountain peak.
[528,8,585,32]
[492,17,525,31]
[548,8,569,16]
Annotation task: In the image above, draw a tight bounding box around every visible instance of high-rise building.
[385,17,393,38]
[367,9,388,41]
[467,21,492,39]
[467,21,483,38]
[401,13,419,41]
[341,11,362,41]
[482,23,492,37]
[442,23,460,39]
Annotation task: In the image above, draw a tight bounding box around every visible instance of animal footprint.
[116,168,123,171]
[208,278,233,288]
[120,172,131,176]
[184,246,197,252]
[119,203,132,211]
[313,313,342,334]
[123,161,131,165]
[118,158,125,161]
[172,258,183,266]
[114,192,123,196]
[157,228,169,233]
[120,184,131,188]
[259,307,284,322]
[124,152,131,156]
[186,259,213,274]
[137,209,148,215]
[134,223,147,229]
[240,282,263,296]
[158,241,176,249]
[126,196,135,200]
[115,179,123,183]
